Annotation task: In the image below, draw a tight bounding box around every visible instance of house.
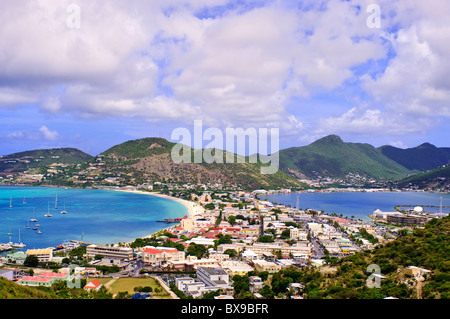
[405,266,432,279]
[84,279,103,291]
[249,276,264,293]
[18,276,53,287]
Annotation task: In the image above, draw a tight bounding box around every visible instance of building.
[180,218,194,231]
[219,261,254,276]
[247,242,312,259]
[18,276,53,287]
[142,247,185,266]
[249,276,264,293]
[0,269,14,280]
[196,266,230,289]
[84,279,103,291]
[26,248,53,262]
[253,260,281,273]
[405,266,432,279]
[86,244,133,261]
[387,214,428,225]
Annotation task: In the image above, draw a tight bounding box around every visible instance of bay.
[0,186,188,250]
[261,191,450,221]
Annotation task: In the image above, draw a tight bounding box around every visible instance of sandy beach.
[113,189,204,219]
[113,188,205,241]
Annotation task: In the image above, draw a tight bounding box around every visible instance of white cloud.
[0,0,391,135]
[2,0,448,144]
[6,125,60,142]
[39,125,60,141]
[362,0,450,118]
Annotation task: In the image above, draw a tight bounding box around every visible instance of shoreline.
[112,189,204,220]
[111,189,205,243]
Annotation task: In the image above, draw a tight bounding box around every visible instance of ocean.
[0,186,188,250]
[261,191,450,221]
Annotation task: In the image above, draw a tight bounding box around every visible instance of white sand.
[113,189,203,219]
[112,189,204,241]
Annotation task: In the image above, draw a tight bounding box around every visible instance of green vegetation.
[0,148,93,175]
[379,143,450,171]
[279,134,413,180]
[397,165,450,190]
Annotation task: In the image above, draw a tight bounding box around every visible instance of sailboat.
[25,220,31,229]
[60,200,68,214]
[44,202,53,217]
[55,193,58,209]
[12,229,26,248]
[36,226,42,234]
[9,197,12,208]
[30,208,38,222]
[23,196,26,204]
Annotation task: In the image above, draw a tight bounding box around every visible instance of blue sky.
[0,0,449,156]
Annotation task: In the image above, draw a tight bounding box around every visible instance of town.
[0,181,439,299]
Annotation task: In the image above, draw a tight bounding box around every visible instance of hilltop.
[278,135,413,180]
[0,148,93,177]
[99,137,306,190]
[396,165,450,191]
[379,143,450,171]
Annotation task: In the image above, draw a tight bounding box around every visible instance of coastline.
[111,189,205,243]
[112,189,204,220]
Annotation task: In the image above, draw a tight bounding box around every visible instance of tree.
[24,255,39,267]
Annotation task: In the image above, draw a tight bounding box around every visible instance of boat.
[37,229,42,234]
[11,229,26,248]
[23,196,26,204]
[60,200,68,214]
[44,202,53,217]
[30,208,38,222]
[9,196,12,208]
[0,243,12,251]
[55,193,58,209]
[25,220,31,229]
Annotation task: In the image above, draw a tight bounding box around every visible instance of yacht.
[11,229,26,248]
[60,200,68,214]
[44,202,53,217]
[30,208,38,222]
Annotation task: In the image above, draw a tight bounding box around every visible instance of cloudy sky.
[0,0,449,156]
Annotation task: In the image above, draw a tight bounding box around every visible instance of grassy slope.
[279,135,412,180]
[101,137,306,189]
[379,143,450,171]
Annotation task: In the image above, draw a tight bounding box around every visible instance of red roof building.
[84,279,103,291]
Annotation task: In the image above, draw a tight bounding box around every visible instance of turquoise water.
[0,186,188,250]
[262,191,450,221]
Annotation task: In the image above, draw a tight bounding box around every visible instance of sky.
[0,0,449,156]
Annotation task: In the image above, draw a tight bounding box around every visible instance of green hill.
[278,135,413,180]
[0,148,93,177]
[0,276,56,299]
[397,165,450,190]
[379,143,450,171]
[100,137,306,190]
